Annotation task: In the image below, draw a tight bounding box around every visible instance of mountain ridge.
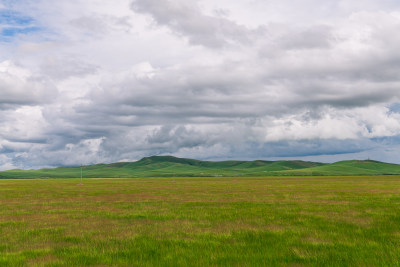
[0,156,399,178]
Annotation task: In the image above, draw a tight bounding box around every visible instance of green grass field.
[2,156,400,178]
[1,176,400,266]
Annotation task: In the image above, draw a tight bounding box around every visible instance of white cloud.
[0,61,57,108]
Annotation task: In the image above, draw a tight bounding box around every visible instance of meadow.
[0,176,400,266]
[2,156,400,178]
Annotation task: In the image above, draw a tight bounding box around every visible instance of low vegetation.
[1,176,400,266]
[1,156,400,178]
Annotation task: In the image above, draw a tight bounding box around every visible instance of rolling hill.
[0,156,400,178]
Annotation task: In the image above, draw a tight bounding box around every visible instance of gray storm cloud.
[0,0,400,169]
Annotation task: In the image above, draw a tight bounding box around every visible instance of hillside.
[0,156,399,178]
[275,160,400,176]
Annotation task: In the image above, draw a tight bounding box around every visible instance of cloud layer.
[1,0,400,170]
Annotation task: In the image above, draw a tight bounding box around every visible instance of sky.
[1,0,400,170]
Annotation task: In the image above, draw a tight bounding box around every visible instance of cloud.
[0,61,57,109]
[0,0,400,170]
[69,14,132,38]
[276,25,333,50]
[40,56,99,80]
[131,0,262,48]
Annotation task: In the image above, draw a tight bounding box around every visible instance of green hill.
[0,156,399,179]
[275,160,400,176]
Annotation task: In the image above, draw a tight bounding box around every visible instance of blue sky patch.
[0,10,34,25]
[0,9,41,41]
[388,102,400,114]
[2,26,40,37]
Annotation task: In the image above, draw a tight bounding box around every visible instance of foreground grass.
[0,177,400,266]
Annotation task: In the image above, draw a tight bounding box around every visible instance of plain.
[0,176,400,266]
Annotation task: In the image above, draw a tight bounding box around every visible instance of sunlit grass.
[0,177,400,266]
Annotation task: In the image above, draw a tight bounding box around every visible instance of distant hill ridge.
[1,156,400,179]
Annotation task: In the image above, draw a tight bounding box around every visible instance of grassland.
[2,156,400,178]
[1,176,400,266]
